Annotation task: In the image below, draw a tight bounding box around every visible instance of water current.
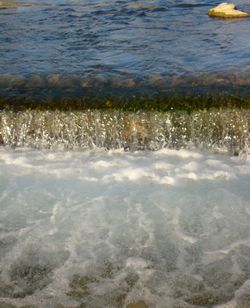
[0,0,250,97]
[0,149,250,308]
[0,1,250,307]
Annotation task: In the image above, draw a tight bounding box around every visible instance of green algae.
[67,274,128,307]
[0,94,249,113]
[67,275,99,298]
[67,269,140,307]
[9,262,53,297]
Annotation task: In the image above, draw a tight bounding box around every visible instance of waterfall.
[0,109,249,154]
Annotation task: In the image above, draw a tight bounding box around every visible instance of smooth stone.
[111,78,136,88]
[127,3,158,10]
[47,74,60,87]
[208,3,250,18]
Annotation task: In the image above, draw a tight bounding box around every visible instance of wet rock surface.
[208,3,250,18]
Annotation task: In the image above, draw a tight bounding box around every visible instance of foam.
[0,148,249,307]
[0,109,249,154]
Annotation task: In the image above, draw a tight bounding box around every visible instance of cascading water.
[0,106,250,307]
[0,109,249,154]
[1,0,250,307]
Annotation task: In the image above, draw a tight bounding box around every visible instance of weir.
[1,1,250,307]
[0,108,249,154]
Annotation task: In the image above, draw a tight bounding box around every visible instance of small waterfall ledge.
[0,109,249,154]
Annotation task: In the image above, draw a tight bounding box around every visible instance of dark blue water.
[0,0,250,96]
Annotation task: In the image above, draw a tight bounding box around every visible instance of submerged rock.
[0,303,16,308]
[67,275,99,298]
[0,1,52,9]
[127,2,158,10]
[208,3,250,18]
[127,301,148,308]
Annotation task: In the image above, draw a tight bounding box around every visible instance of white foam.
[0,148,249,307]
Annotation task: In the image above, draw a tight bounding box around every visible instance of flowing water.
[0,0,250,97]
[0,148,250,308]
[1,1,250,307]
[0,109,249,154]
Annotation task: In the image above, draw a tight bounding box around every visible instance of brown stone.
[127,300,148,308]
[0,1,52,8]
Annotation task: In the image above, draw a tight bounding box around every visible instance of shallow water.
[0,0,250,97]
[0,148,250,307]
[1,2,250,307]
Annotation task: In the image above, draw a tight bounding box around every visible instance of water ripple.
[0,0,249,81]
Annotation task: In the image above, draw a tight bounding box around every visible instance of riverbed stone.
[67,274,99,298]
[0,1,52,8]
[208,3,250,18]
[127,301,148,308]
[0,303,16,308]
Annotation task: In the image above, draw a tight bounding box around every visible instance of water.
[1,1,250,307]
[0,148,249,307]
[0,109,249,153]
[0,0,250,97]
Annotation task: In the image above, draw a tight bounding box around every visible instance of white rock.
[208,2,250,18]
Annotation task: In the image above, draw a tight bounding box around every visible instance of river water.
[0,1,250,307]
[0,0,250,97]
[0,148,250,308]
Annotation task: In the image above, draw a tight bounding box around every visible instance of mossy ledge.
[0,94,249,113]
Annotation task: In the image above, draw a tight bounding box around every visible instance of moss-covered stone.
[0,92,250,113]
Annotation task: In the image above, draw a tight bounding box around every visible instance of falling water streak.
[0,109,249,154]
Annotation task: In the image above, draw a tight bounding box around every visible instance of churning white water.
[0,148,250,307]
